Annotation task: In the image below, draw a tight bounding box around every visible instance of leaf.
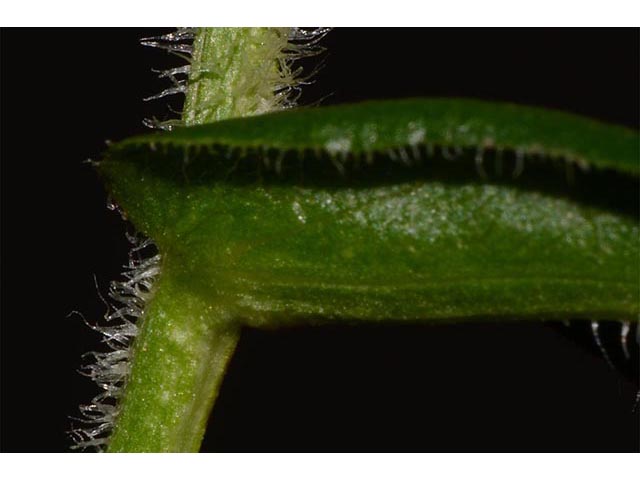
[99,98,639,324]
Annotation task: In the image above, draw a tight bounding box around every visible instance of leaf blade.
[101,98,640,324]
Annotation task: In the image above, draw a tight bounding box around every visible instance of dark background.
[1,28,639,452]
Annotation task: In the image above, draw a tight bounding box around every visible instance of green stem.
[108,269,239,452]
[107,27,292,452]
[183,27,291,124]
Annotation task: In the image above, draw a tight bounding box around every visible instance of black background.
[1,28,639,452]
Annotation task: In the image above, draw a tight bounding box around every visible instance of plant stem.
[183,27,291,124]
[106,27,292,452]
[108,268,239,452]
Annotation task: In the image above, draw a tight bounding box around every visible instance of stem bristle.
[70,234,161,451]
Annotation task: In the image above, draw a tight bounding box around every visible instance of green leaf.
[100,98,639,324]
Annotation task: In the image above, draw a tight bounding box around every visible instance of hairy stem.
[183,27,292,124]
[108,268,239,452]
[106,27,293,452]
